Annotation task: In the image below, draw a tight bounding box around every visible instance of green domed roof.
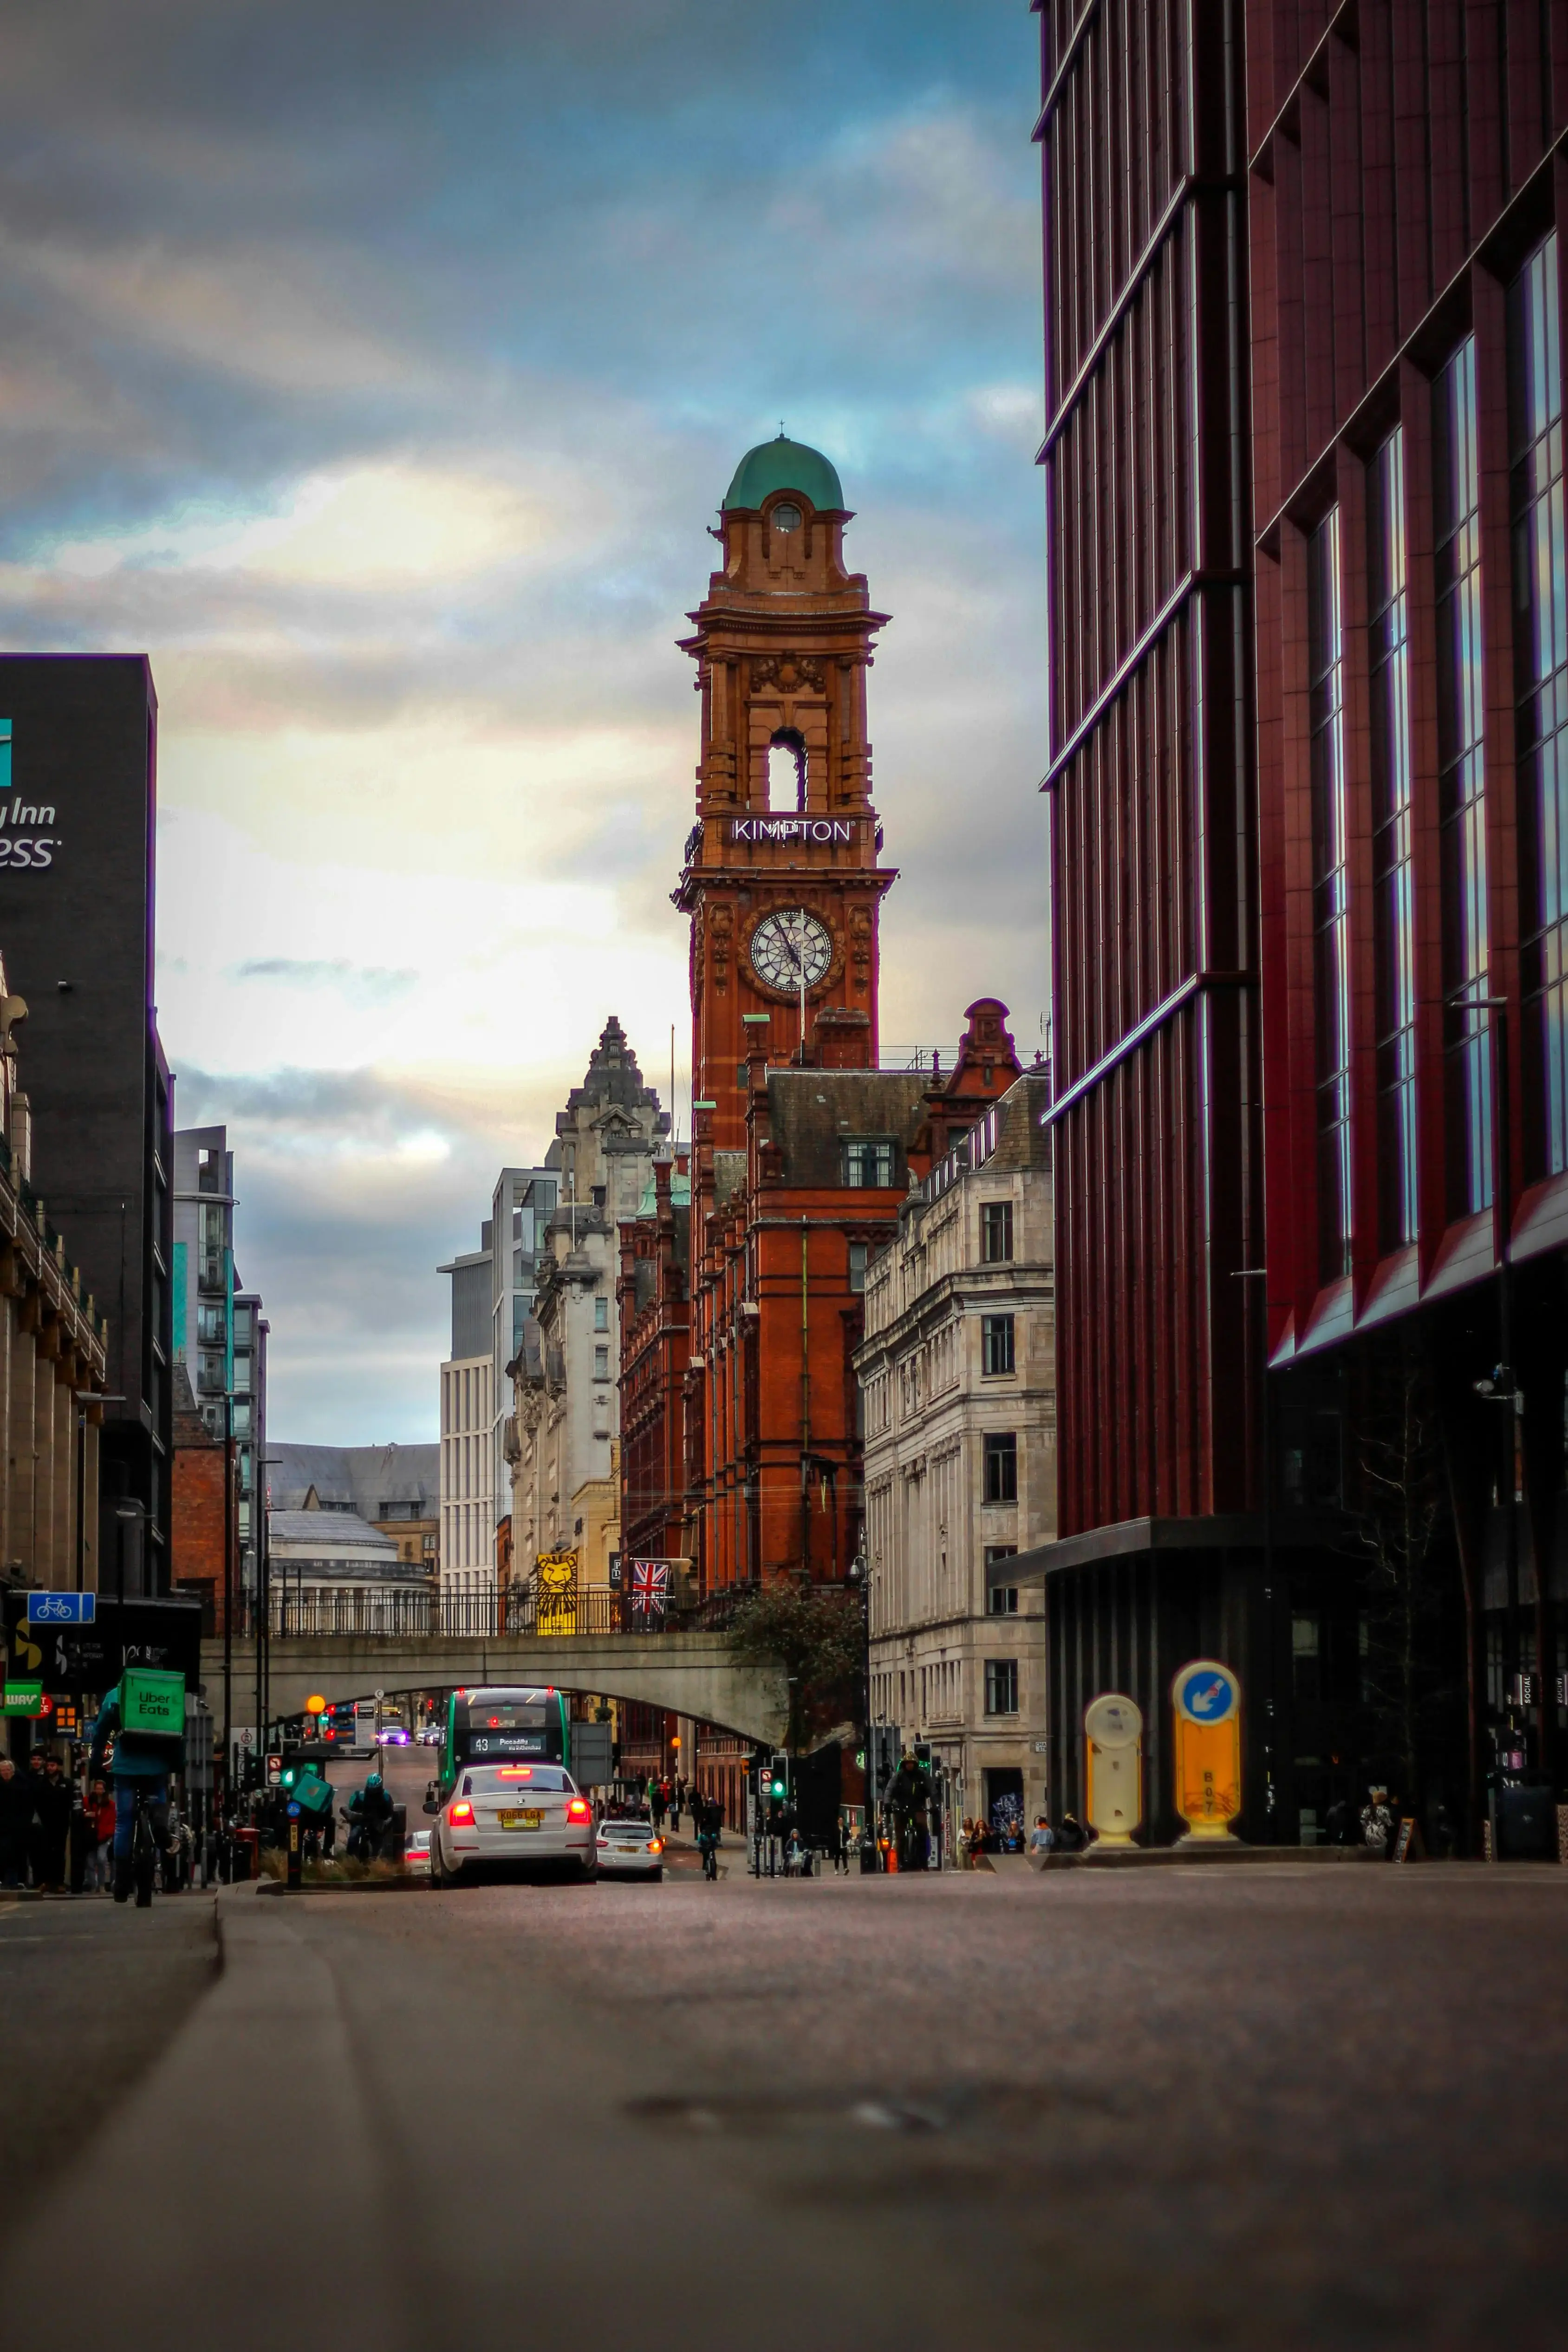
[723,433,844,513]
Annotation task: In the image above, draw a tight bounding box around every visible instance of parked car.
[404,1828,432,1878]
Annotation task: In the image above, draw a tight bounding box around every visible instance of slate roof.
[266,1442,440,1518]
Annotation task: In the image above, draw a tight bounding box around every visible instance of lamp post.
[846,1544,876,1871]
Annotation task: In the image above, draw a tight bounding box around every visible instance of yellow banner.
[536,1549,578,1637]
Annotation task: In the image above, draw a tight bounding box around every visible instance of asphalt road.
[3,1859,1566,2349]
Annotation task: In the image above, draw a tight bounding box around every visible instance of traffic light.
[280,1762,299,1791]
[913,1742,933,1771]
[767,1754,789,1803]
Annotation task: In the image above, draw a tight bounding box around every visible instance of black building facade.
[0,657,173,1593]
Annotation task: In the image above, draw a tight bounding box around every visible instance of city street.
[3,1862,1565,2350]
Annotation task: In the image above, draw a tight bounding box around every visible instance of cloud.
[233,958,419,1006]
[10,1,1046,1440]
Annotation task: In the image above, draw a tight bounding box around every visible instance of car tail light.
[566,1797,591,1823]
[449,1800,475,1825]
[648,1838,663,1855]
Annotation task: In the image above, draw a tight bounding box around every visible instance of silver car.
[595,1818,665,1880]
[428,1763,596,1884]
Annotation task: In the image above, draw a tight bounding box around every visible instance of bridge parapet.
[208,1629,787,1748]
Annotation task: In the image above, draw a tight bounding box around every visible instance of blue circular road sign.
[1178,1665,1238,1724]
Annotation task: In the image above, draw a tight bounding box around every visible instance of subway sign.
[0,722,59,870]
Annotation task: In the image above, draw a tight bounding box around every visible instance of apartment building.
[855,1074,1054,1840]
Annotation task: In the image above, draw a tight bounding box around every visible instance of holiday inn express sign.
[0,722,61,870]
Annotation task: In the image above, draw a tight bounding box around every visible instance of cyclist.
[87,1679,178,1903]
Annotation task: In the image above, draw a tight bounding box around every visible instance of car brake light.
[498,1766,534,1780]
[566,1798,591,1823]
[449,1800,475,1825]
[648,1838,663,1855]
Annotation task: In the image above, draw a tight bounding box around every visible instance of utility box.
[572,1721,613,1787]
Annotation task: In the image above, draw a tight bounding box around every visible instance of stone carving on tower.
[673,433,896,1150]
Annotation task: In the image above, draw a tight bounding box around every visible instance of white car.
[596,1819,665,1880]
[404,1829,431,1877]
[427,1763,596,1884]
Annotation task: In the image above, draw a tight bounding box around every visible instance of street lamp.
[846,1545,877,1872]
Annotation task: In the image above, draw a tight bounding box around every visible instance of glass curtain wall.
[1511,231,1568,1177]
[1369,430,1418,1248]
[1434,337,1493,1215]
[1310,508,1353,1278]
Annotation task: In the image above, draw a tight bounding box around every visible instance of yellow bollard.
[1171,1661,1243,1841]
[1084,1694,1144,1848]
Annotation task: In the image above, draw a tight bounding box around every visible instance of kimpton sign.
[729,817,854,846]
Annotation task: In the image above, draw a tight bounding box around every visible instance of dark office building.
[0,657,173,1594]
[1036,0,1568,1853]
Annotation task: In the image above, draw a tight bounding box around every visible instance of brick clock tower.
[675,435,894,1148]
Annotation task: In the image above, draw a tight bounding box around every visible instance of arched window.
[768,730,806,812]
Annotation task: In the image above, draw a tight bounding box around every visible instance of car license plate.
[498,1808,544,1831]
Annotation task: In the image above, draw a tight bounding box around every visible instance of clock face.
[749,908,833,993]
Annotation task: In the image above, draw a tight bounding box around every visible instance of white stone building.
[507,1017,668,1596]
[854,1072,1054,1841]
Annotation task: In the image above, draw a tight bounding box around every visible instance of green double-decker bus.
[438,1687,571,1797]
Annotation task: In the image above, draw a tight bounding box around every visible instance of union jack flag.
[629,1558,670,1625]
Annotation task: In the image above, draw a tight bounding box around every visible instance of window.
[847,1241,869,1293]
[983,1432,1017,1504]
[1310,509,1353,1278]
[981,1200,1013,1263]
[1435,336,1494,1214]
[594,1295,609,1331]
[594,1346,610,1381]
[843,1139,894,1188]
[1369,428,1419,1248]
[981,1314,1015,1376]
[985,1550,1020,1616]
[1511,233,1568,1177]
[984,1659,1019,1716]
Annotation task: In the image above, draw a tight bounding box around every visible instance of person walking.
[0,1754,28,1888]
[28,1752,74,1893]
[85,1778,116,1892]
[650,1782,667,1835]
[668,1781,682,1836]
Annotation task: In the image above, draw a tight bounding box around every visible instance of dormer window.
[771,501,802,534]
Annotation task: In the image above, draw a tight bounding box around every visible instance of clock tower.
[674,435,894,1150]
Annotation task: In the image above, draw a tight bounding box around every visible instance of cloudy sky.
[0,1,1046,1442]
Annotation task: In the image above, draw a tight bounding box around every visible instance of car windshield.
[460,1766,573,1796]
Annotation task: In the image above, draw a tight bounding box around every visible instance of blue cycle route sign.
[1179,1668,1236,1723]
[25,1592,96,1626]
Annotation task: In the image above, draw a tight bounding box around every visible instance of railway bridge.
[206,1626,790,1747]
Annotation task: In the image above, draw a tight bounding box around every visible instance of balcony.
[197,1256,226,1296]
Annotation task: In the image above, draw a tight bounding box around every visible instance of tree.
[1346,1351,1451,1811]
[725,1581,863,1753]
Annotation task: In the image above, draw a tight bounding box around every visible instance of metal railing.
[231,1587,716,1641]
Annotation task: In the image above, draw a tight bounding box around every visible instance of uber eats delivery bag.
[120,1667,187,1738]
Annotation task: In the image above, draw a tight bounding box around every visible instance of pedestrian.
[1055,1812,1086,1855]
[1027,1814,1055,1861]
[1360,1786,1394,1857]
[650,1782,667,1834]
[668,1781,682,1835]
[28,1751,74,1892]
[0,1754,28,1888]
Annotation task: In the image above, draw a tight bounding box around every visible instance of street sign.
[1084,1693,1143,1849]
[236,1728,255,1748]
[25,1591,96,1626]
[1171,1660,1242,1841]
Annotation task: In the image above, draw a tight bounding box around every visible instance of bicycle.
[127,1784,165,1908]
